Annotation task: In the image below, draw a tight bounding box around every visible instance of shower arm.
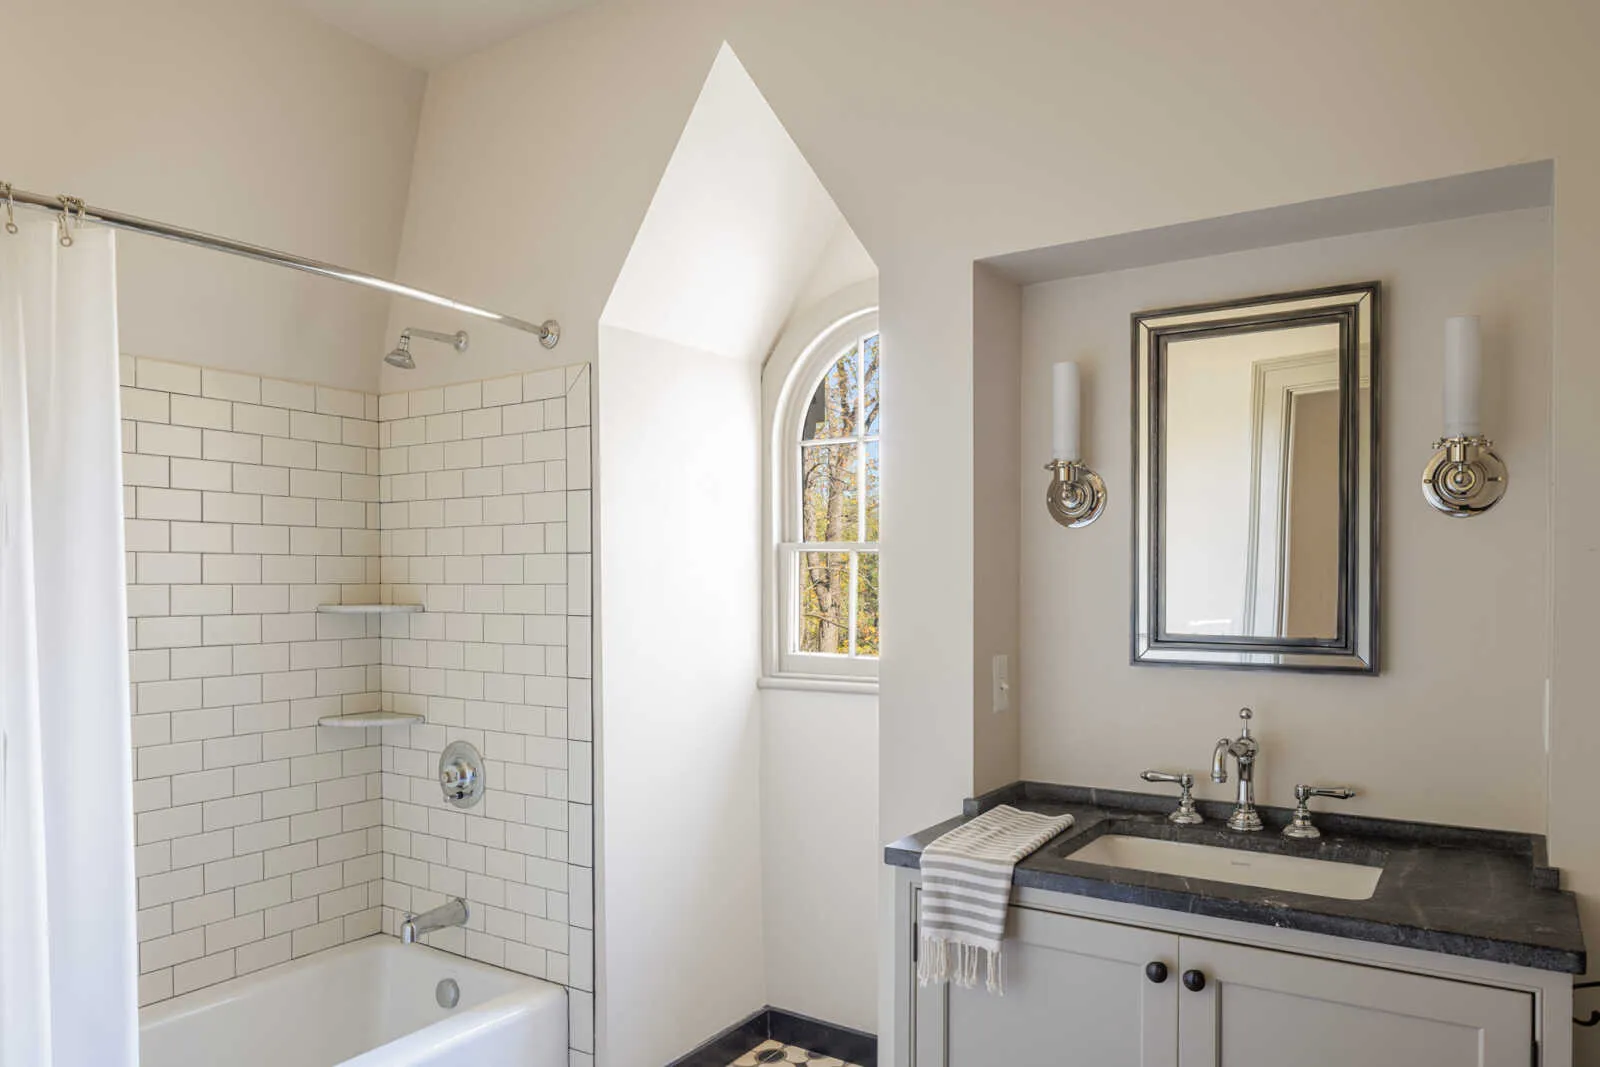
[0,182,559,349]
[403,328,469,353]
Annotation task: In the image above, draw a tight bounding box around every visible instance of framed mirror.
[1132,283,1379,673]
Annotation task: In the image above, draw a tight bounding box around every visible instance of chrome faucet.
[400,897,468,944]
[1211,707,1262,832]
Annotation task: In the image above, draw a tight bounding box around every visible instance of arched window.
[771,309,880,683]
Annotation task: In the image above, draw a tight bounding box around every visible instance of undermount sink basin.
[1064,834,1383,901]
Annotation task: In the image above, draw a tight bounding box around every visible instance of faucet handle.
[1297,784,1356,802]
[1283,784,1356,840]
[1141,770,1191,786]
[1141,770,1203,825]
[1238,706,1253,736]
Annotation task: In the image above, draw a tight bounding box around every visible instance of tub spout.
[400,897,468,944]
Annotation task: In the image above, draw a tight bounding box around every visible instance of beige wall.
[1550,156,1600,1067]
[594,325,766,1065]
[376,0,1600,1057]
[1019,208,1553,830]
[3,0,424,392]
[759,688,879,1033]
[757,271,882,1035]
[589,43,884,1059]
[972,265,1023,793]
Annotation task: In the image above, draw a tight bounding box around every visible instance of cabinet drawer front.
[1176,938,1533,1067]
[932,908,1179,1067]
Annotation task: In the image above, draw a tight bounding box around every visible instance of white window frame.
[762,295,880,692]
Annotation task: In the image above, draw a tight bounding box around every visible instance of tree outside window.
[797,331,879,659]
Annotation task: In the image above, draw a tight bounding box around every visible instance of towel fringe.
[917,935,1004,995]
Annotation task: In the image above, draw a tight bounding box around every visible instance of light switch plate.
[992,654,1010,714]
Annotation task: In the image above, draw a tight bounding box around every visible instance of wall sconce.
[1045,361,1107,528]
[1422,316,1508,517]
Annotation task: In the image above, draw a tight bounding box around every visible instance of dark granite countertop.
[885,781,1586,974]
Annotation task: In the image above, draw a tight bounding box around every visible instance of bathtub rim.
[139,933,567,1050]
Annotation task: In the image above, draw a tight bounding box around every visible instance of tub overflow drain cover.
[436,978,460,1009]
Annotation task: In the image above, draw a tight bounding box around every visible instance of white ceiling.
[291,0,592,71]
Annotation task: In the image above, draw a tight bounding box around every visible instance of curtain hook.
[56,194,85,247]
[1,183,16,235]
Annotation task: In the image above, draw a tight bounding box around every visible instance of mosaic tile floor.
[730,1040,861,1067]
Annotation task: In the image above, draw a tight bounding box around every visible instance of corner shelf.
[316,710,425,729]
[315,603,424,615]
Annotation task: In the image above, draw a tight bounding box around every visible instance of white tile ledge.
[316,711,425,728]
[315,603,424,615]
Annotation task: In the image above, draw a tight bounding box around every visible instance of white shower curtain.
[0,220,139,1067]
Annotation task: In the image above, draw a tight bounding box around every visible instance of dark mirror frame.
[1131,282,1381,674]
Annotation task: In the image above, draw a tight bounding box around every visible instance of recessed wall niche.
[974,161,1557,834]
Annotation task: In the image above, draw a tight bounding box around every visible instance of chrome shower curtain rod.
[0,183,559,348]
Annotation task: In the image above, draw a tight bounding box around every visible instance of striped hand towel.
[917,805,1075,994]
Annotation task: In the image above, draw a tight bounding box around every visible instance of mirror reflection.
[1162,324,1344,640]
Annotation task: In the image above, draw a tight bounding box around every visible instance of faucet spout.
[1211,738,1233,784]
[400,897,468,945]
[1212,708,1262,832]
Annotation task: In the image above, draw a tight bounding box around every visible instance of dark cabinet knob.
[1182,969,1207,992]
[1144,961,1168,984]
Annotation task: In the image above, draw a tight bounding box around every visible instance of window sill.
[759,674,879,696]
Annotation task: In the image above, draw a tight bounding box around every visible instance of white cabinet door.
[1176,937,1535,1067]
[922,906,1179,1067]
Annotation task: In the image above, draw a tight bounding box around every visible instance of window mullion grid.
[856,340,866,544]
[787,545,801,657]
[850,336,867,654]
[847,552,860,658]
[785,330,881,669]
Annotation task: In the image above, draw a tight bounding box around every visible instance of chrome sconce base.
[1422,435,1508,517]
[1045,459,1107,528]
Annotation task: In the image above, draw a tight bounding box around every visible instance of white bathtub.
[140,936,567,1067]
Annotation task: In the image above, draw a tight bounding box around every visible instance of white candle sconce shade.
[1422,316,1508,517]
[1046,361,1107,528]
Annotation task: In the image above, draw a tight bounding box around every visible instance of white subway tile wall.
[375,365,595,1065]
[121,358,595,1065]
[124,358,385,1008]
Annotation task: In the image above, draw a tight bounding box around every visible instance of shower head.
[384,327,468,370]
[384,337,415,370]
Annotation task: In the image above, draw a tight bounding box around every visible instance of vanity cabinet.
[938,909,1178,1066]
[906,897,1542,1067]
[1177,937,1531,1067]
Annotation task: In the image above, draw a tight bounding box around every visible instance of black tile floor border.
[768,1008,877,1066]
[667,1006,878,1067]
[668,1007,771,1067]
